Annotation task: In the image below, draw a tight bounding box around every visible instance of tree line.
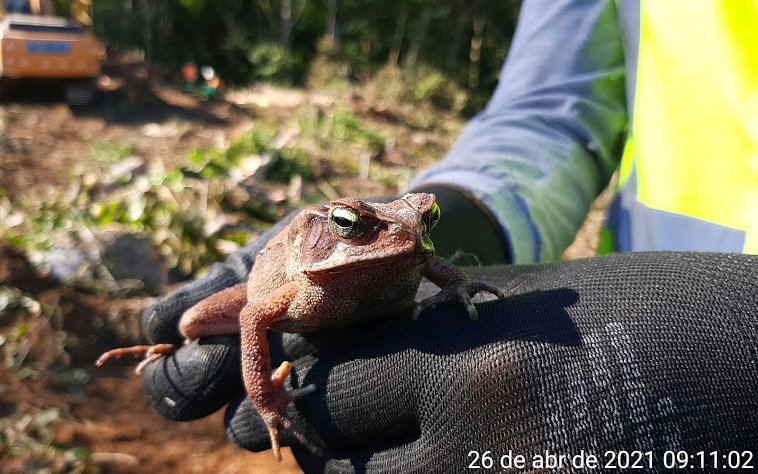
[90,0,520,105]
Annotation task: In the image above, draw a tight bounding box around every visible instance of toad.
[97,193,504,460]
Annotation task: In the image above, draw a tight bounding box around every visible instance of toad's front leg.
[414,255,505,320]
[240,281,314,462]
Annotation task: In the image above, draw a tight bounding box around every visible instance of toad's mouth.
[304,249,432,276]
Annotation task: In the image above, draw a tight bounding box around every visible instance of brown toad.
[97,193,504,460]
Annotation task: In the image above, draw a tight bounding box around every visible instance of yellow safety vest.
[606,0,758,253]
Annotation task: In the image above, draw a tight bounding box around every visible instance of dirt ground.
[1,52,257,199]
[0,243,301,473]
[1,50,607,473]
[0,56,304,472]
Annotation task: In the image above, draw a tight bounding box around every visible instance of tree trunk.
[387,7,407,66]
[404,7,433,72]
[446,1,468,73]
[281,0,308,50]
[326,0,339,45]
[138,0,153,59]
[280,0,293,48]
[468,14,484,88]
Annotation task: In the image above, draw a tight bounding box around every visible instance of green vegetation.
[0,286,67,376]
[3,156,246,279]
[329,107,385,150]
[248,42,303,85]
[0,283,89,472]
[0,406,89,473]
[88,0,520,111]
[0,95,459,287]
[89,139,137,168]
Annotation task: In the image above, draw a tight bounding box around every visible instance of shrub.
[248,42,302,85]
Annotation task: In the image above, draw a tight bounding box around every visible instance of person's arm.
[413,0,627,264]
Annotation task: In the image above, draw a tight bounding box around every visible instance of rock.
[227,153,272,185]
[99,232,167,295]
[44,239,93,284]
[39,230,167,295]
[102,156,145,186]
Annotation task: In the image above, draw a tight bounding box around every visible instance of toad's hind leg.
[178,282,249,338]
[240,281,314,462]
[96,282,248,372]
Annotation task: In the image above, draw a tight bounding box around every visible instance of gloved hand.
[142,252,758,472]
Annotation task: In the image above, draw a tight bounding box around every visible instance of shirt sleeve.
[410,0,628,263]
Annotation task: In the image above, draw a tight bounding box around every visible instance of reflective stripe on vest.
[612,0,758,253]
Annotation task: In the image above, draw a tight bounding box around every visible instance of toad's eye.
[329,206,363,238]
[427,202,441,229]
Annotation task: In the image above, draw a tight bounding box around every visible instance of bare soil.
[0,242,302,473]
[0,55,303,472]
[1,52,256,199]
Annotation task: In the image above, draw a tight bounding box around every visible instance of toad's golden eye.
[428,202,441,229]
[329,206,363,238]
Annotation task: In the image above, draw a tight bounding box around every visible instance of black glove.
[142,251,758,472]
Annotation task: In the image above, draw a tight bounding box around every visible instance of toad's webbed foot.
[260,361,318,462]
[96,343,177,374]
[413,281,505,321]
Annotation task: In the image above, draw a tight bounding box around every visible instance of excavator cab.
[0,0,105,104]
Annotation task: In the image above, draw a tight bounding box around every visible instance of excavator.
[0,0,105,104]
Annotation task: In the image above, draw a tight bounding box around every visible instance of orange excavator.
[0,0,105,104]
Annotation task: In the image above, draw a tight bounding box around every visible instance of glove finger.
[142,336,242,420]
[263,319,432,452]
[215,333,317,453]
[269,332,318,364]
[223,326,421,454]
[224,394,268,452]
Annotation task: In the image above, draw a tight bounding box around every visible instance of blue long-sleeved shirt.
[410,0,629,263]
